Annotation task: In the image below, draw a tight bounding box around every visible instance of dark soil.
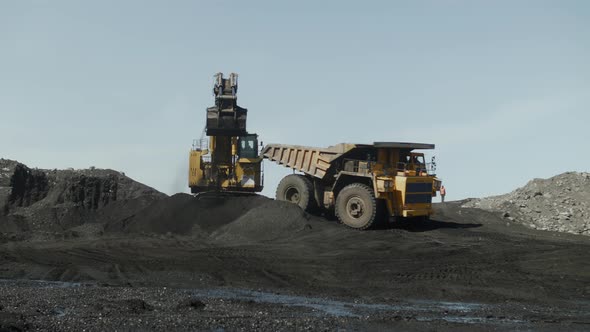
[212,200,314,243]
[106,193,270,236]
[0,200,588,331]
[1,158,589,330]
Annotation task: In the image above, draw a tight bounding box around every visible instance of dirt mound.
[107,194,316,241]
[0,158,165,241]
[213,201,314,243]
[463,172,590,235]
[108,193,271,236]
[1,158,315,242]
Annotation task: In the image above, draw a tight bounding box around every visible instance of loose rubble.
[463,172,590,235]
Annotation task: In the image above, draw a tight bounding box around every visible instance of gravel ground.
[0,280,457,332]
[1,279,586,332]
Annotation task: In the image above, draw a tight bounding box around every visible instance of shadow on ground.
[376,218,482,232]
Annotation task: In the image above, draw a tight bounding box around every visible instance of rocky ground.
[0,159,589,331]
[463,172,590,235]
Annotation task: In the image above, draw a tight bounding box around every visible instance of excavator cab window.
[238,135,258,158]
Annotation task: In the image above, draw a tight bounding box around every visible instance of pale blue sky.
[1,1,589,200]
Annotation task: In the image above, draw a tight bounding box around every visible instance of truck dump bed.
[261,144,349,179]
[261,142,434,179]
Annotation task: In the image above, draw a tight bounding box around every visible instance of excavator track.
[193,190,259,200]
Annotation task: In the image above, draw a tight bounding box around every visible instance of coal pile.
[109,193,316,242]
[108,193,271,236]
[213,200,313,243]
[0,158,165,242]
[463,172,590,235]
[1,157,318,243]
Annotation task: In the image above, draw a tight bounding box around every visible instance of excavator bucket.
[206,106,247,136]
[205,72,248,136]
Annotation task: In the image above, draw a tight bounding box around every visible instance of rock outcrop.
[463,172,590,235]
[0,158,166,241]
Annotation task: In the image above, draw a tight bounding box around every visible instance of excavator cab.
[238,134,259,159]
[206,73,248,136]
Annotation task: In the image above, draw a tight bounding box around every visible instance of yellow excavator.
[188,73,263,194]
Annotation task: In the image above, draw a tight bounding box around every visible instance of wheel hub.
[285,187,300,203]
[346,196,365,219]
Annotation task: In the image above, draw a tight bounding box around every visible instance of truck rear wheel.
[335,183,377,230]
[276,174,316,212]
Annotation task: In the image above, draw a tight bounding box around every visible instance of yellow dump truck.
[262,142,441,229]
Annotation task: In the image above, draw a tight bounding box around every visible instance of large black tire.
[275,174,317,212]
[335,183,377,230]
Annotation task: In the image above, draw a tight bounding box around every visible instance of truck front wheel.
[335,183,377,230]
